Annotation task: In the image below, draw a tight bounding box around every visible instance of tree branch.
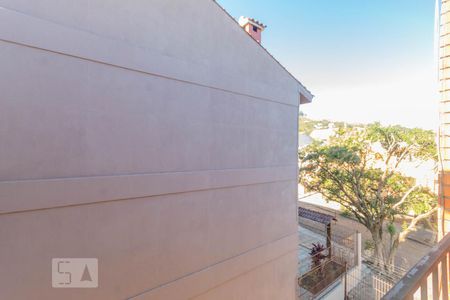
[398,207,438,242]
[392,184,419,210]
[394,146,413,169]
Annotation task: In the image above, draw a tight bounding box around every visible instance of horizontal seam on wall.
[128,232,298,300]
[4,5,310,98]
[0,6,304,106]
[0,178,296,216]
[0,15,300,109]
[0,165,296,184]
[188,249,297,300]
[0,38,297,108]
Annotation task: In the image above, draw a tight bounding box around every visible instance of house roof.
[298,207,337,225]
[212,1,313,103]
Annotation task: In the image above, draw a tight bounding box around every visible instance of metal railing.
[298,231,358,299]
[298,249,347,299]
[382,233,450,300]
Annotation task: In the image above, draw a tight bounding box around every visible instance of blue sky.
[217,0,438,129]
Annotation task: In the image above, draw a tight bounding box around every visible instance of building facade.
[439,0,450,238]
[0,1,312,299]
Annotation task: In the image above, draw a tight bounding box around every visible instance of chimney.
[238,16,266,43]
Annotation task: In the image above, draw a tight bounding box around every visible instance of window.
[252,25,258,32]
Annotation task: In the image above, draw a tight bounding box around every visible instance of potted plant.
[310,243,327,278]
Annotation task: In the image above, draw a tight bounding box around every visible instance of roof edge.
[212,0,314,103]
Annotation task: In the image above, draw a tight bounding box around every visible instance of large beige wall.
[0,1,310,299]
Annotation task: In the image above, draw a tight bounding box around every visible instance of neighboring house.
[309,125,336,141]
[438,0,450,238]
[0,1,312,300]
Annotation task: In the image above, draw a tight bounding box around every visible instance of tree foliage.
[298,117,351,135]
[299,123,438,268]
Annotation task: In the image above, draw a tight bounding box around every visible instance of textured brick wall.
[439,0,450,237]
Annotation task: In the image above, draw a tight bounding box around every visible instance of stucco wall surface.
[0,1,304,299]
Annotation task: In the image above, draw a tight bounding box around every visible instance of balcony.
[382,233,450,300]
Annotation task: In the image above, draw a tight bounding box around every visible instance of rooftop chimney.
[238,16,266,43]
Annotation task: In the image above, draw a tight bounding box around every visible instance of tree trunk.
[371,228,384,266]
[385,235,399,272]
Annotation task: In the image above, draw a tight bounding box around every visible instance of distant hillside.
[298,116,436,147]
[299,117,356,135]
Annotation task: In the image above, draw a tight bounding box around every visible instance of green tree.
[298,116,358,136]
[299,123,438,269]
